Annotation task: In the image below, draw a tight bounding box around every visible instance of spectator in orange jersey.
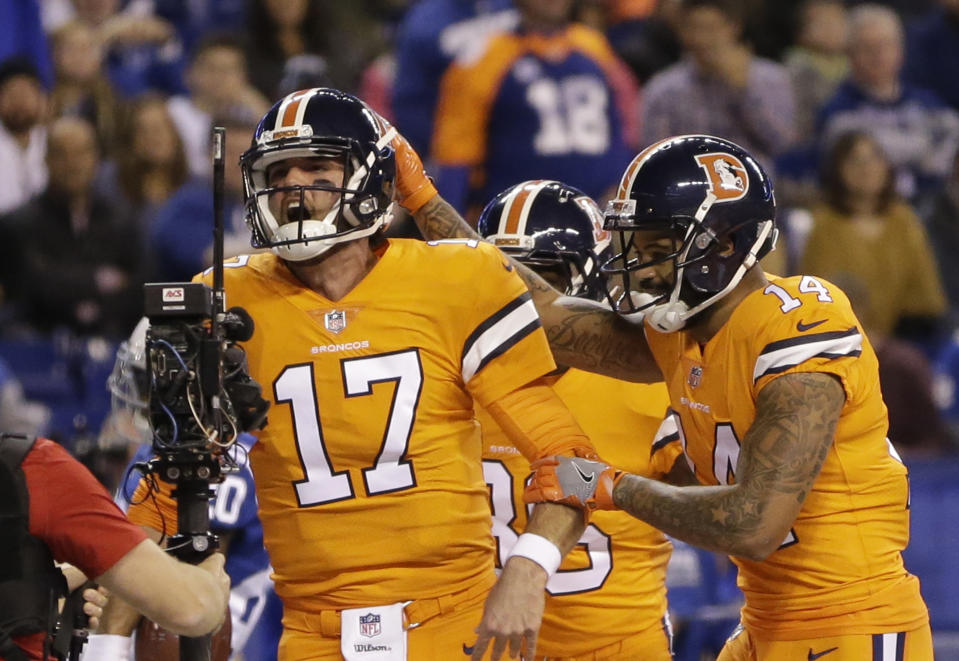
[431,0,638,221]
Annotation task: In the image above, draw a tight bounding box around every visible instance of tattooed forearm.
[736,372,843,504]
[413,196,558,292]
[411,195,659,381]
[413,196,478,241]
[612,372,844,559]
[542,300,659,382]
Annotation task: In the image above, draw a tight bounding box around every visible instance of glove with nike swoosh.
[373,113,438,213]
[524,456,624,511]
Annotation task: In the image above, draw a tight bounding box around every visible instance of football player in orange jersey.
[475,179,688,661]
[127,88,604,661]
[402,133,933,660]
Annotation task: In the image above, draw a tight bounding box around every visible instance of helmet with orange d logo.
[602,134,777,331]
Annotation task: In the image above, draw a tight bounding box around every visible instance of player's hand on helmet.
[524,456,624,511]
[373,113,437,213]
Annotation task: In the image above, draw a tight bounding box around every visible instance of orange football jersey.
[130,238,558,614]
[478,369,679,657]
[645,274,928,639]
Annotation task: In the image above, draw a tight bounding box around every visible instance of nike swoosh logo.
[808,646,839,660]
[796,319,828,332]
[502,260,514,272]
[571,461,596,485]
[463,643,474,655]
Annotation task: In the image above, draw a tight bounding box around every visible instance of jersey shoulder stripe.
[754,326,863,382]
[651,429,680,454]
[462,291,540,382]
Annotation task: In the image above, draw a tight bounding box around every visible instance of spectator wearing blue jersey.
[0,0,53,88]
[86,318,282,660]
[151,0,248,55]
[392,0,517,156]
[904,0,959,113]
[817,3,959,201]
[61,0,187,99]
[150,111,261,282]
[431,0,637,220]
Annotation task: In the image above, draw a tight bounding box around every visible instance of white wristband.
[506,533,563,578]
[82,634,133,661]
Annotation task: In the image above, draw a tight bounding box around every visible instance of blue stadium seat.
[0,335,117,446]
[0,337,75,402]
[666,539,742,661]
[902,456,959,635]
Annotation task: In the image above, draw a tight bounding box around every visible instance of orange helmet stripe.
[617,137,673,199]
[275,89,318,131]
[501,180,548,235]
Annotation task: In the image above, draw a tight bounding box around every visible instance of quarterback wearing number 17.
[128,88,604,661]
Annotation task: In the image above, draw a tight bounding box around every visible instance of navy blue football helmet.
[478,180,612,300]
[602,135,777,331]
[240,88,396,261]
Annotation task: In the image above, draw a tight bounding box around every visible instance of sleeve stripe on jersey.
[462,292,541,383]
[651,431,680,454]
[753,327,863,382]
[650,411,679,455]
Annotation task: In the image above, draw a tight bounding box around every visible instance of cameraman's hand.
[198,553,231,617]
[82,585,109,630]
[374,114,437,213]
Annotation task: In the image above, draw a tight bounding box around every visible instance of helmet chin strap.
[640,219,774,332]
[272,216,385,261]
[637,197,712,332]
[264,126,398,262]
[621,185,774,334]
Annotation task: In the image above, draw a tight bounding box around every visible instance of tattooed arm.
[384,111,659,381]
[611,372,845,560]
[413,195,557,296]
[414,195,661,382]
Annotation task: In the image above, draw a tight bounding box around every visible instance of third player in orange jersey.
[475,180,684,660]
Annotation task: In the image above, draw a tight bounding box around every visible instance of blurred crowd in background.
[0,0,957,490]
[2,1,959,656]
[1,0,958,497]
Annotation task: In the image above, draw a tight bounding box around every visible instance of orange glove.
[524,455,625,512]
[374,114,438,213]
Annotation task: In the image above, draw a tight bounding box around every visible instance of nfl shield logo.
[359,612,381,638]
[688,366,703,388]
[324,309,347,334]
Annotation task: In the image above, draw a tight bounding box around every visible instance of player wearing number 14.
[130,88,601,661]
[518,135,934,661]
[405,133,934,661]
